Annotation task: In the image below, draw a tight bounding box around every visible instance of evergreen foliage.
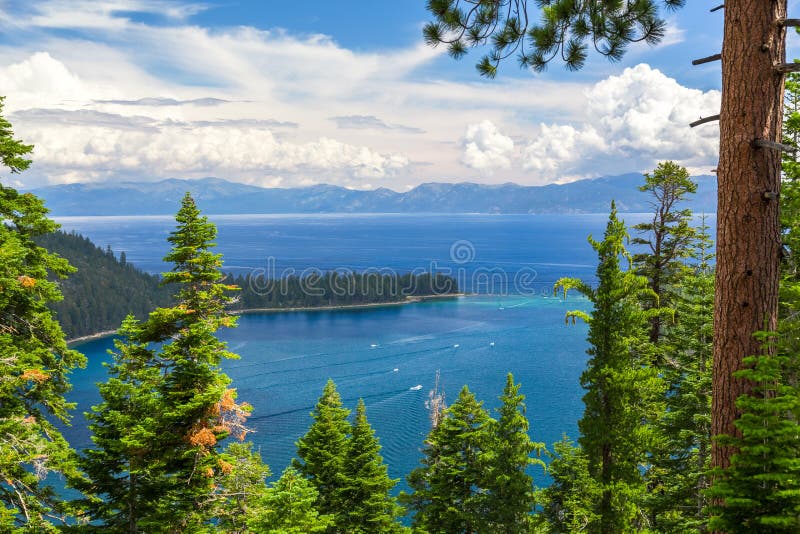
[337,399,405,533]
[35,231,172,339]
[538,436,600,533]
[293,379,351,519]
[423,0,684,76]
[631,161,697,345]
[485,373,543,533]
[403,385,494,533]
[79,193,250,531]
[229,270,459,310]
[212,442,271,534]
[250,467,334,533]
[554,202,664,532]
[0,96,86,531]
[706,339,800,533]
[645,219,714,532]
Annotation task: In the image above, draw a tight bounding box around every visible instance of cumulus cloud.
[521,64,720,180]
[461,120,514,173]
[20,122,409,183]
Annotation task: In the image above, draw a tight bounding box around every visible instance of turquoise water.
[67,294,591,488]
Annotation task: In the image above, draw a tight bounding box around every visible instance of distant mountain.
[30,174,717,216]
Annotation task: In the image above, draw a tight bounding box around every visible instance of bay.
[56,213,713,489]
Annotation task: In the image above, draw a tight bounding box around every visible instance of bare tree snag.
[713,0,786,470]
[691,114,721,128]
[693,53,722,66]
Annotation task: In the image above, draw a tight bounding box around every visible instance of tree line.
[229,271,459,311]
[33,230,458,340]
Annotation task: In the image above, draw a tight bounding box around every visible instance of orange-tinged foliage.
[219,389,237,411]
[218,459,233,475]
[188,427,217,448]
[17,275,36,288]
[203,467,214,478]
[20,369,50,383]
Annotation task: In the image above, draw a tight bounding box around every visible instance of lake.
[56,213,711,489]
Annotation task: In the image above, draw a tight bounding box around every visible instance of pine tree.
[293,379,351,519]
[337,399,405,533]
[0,96,86,530]
[707,339,800,533]
[213,442,271,534]
[646,219,714,532]
[80,193,249,531]
[631,161,696,346]
[77,316,163,531]
[485,373,543,533]
[249,467,334,534]
[704,66,800,534]
[403,385,494,533]
[554,202,663,532]
[538,437,600,533]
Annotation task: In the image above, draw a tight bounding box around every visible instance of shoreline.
[67,329,119,346]
[232,293,466,315]
[66,293,467,346]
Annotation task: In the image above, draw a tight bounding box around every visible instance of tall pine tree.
[646,218,714,532]
[80,193,249,531]
[554,202,663,532]
[631,161,696,346]
[403,385,494,533]
[0,96,86,530]
[337,399,405,533]
[293,379,351,521]
[485,373,543,533]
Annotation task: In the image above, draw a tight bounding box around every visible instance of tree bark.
[713,0,786,469]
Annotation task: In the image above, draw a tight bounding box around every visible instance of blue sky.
[0,0,788,190]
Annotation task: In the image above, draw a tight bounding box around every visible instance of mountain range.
[30,173,717,216]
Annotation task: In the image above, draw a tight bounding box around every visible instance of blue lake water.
[55,213,714,489]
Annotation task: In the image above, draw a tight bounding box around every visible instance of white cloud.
[461,120,514,173]
[0,3,718,189]
[21,121,409,185]
[521,64,720,181]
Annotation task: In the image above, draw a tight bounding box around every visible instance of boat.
[410,384,423,391]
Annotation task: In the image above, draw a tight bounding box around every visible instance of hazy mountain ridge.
[31,173,717,215]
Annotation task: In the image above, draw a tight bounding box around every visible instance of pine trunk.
[713,0,786,469]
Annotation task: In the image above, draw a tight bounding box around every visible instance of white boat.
[370,343,378,348]
[410,384,423,391]
[453,344,460,348]
[393,368,399,372]
[489,342,495,347]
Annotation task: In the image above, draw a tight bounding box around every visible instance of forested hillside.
[39,230,459,339]
[36,231,173,339]
[229,271,460,310]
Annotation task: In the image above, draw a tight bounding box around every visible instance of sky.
[0,0,794,191]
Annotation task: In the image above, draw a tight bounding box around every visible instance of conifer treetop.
[423,0,685,76]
